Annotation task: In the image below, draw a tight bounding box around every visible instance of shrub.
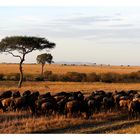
[5,73,20,81]
[14,73,20,81]
[44,70,53,80]
[35,76,44,81]
[47,74,59,81]
[44,70,53,76]
[86,72,99,82]
[100,73,120,83]
[0,73,4,80]
[58,74,70,82]
[128,72,140,80]
[24,74,35,81]
[65,72,86,82]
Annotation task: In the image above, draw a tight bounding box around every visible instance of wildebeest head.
[22,90,31,97]
[12,91,21,98]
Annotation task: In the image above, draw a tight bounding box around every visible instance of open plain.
[0,64,140,134]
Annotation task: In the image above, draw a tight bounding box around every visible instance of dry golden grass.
[0,111,139,134]
[110,124,140,134]
[0,64,140,75]
[1,81,140,94]
[0,64,140,133]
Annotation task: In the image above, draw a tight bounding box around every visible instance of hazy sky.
[0,6,140,65]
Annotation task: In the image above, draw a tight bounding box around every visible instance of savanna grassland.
[0,63,140,74]
[0,64,140,134]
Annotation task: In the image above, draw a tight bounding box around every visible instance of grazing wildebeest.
[38,92,52,99]
[102,97,115,113]
[65,99,90,119]
[12,91,21,98]
[1,97,14,111]
[22,90,31,97]
[10,92,39,115]
[95,90,106,96]
[0,99,6,112]
[119,99,131,112]
[0,90,12,99]
[54,91,71,97]
[57,96,70,115]
[36,92,58,116]
[87,99,96,116]
[128,100,140,119]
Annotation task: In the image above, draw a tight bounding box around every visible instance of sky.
[0,6,140,65]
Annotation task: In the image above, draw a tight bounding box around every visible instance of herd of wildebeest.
[0,89,140,119]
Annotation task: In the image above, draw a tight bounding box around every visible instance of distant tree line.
[1,70,140,83]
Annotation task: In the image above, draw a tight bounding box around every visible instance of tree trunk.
[41,64,44,76]
[18,57,25,88]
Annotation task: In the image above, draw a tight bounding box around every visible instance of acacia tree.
[36,53,53,76]
[0,36,55,88]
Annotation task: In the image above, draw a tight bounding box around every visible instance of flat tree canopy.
[0,36,55,55]
[0,36,56,87]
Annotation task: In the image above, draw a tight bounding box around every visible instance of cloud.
[0,8,139,42]
[109,24,134,28]
[54,14,122,26]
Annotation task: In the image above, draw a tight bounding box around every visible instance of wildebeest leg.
[136,111,139,120]
[65,110,68,118]
[128,110,133,120]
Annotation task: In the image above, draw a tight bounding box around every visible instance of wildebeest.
[0,89,140,120]
[22,90,31,97]
[119,99,131,112]
[38,92,52,99]
[36,92,58,116]
[0,90,12,99]
[65,99,90,119]
[128,100,140,119]
[102,97,115,112]
[1,97,14,111]
[12,91,21,98]
[0,99,6,112]
[10,91,39,115]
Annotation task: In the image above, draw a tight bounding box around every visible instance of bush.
[44,70,53,80]
[24,74,35,81]
[65,72,86,82]
[128,72,140,80]
[0,73,4,80]
[86,72,99,82]
[5,73,20,81]
[58,74,70,82]
[100,73,121,83]
[35,76,44,81]
[14,73,20,81]
[2,70,140,83]
[47,74,59,81]
[44,70,53,76]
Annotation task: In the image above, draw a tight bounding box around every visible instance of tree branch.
[26,47,36,54]
[5,51,22,60]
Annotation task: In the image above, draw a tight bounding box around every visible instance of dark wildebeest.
[36,92,58,116]
[0,99,6,112]
[38,92,52,99]
[22,90,31,97]
[11,91,39,115]
[102,97,115,113]
[57,96,70,115]
[12,91,21,98]
[65,100,90,119]
[128,100,140,119]
[1,97,14,111]
[0,90,12,99]
[119,99,131,113]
